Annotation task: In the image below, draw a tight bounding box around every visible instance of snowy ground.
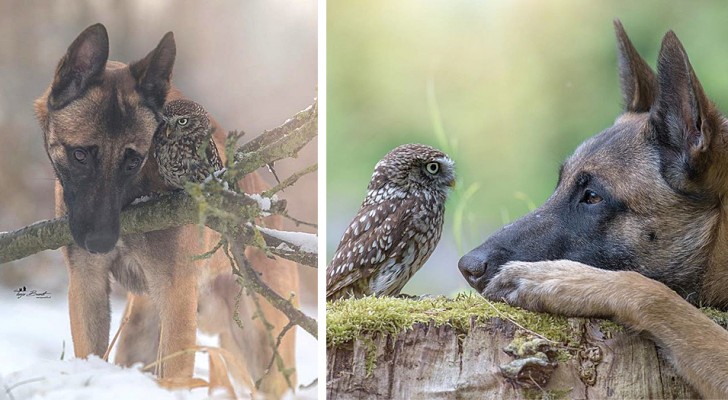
[0,288,318,399]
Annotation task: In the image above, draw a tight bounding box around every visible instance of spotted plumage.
[154,99,223,189]
[327,143,455,301]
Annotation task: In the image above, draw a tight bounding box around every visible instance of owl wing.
[205,136,224,172]
[188,136,224,182]
[326,198,413,299]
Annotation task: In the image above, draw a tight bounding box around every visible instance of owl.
[154,99,223,189]
[327,143,455,301]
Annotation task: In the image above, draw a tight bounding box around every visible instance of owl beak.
[448,178,456,188]
[164,125,172,138]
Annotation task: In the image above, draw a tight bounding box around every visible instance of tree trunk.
[327,315,703,399]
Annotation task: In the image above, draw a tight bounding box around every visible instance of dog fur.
[459,21,728,398]
[35,23,298,397]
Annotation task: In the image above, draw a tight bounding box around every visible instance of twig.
[226,232,317,338]
[262,163,317,197]
[104,294,135,361]
[260,320,296,387]
[487,299,559,344]
[248,286,295,390]
[282,213,318,229]
[192,237,226,261]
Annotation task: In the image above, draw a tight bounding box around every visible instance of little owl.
[327,143,455,301]
[154,99,223,189]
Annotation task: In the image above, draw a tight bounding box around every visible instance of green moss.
[598,320,624,338]
[326,293,570,347]
[362,337,377,376]
[701,307,728,329]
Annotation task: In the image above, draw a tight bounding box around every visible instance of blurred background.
[327,0,728,296]
[0,0,317,392]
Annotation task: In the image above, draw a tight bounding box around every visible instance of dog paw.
[483,259,628,319]
[483,261,552,310]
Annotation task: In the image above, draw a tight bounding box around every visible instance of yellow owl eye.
[426,162,440,174]
[177,118,189,126]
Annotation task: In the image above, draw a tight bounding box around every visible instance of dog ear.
[130,32,176,110]
[614,20,656,113]
[650,31,719,180]
[49,24,109,109]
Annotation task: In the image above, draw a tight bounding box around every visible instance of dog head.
[460,21,726,298]
[35,24,175,253]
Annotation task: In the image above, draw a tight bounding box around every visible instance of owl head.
[369,143,455,195]
[160,99,210,139]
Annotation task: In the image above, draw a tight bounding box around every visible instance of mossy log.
[327,296,728,399]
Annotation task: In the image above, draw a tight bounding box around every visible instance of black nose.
[84,231,118,254]
[459,251,489,292]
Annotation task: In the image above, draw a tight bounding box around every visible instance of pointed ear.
[130,32,176,110]
[650,31,720,181]
[614,20,656,113]
[49,24,109,109]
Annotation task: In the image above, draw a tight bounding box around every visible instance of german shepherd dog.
[35,24,298,396]
[459,21,728,398]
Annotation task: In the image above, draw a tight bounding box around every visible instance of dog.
[34,23,299,396]
[458,21,728,398]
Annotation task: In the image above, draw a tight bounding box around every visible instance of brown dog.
[35,23,298,396]
[459,21,728,398]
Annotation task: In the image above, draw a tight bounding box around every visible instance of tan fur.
[471,23,728,398]
[487,261,728,398]
[38,31,298,397]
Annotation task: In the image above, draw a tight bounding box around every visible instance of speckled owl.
[327,143,455,301]
[154,99,223,189]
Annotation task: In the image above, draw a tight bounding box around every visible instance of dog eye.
[177,118,189,126]
[426,162,440,174]
[126,156,142,171]
[73,149,88,164]
[581,190,603,205]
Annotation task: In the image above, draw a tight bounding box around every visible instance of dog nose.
[459,251,488,292]
[84,231,117,254]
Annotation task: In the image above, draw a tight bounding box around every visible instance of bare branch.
[282,213,318,230]
[263,163,317,197]
[233,101,318,176]
[226,232,318,338]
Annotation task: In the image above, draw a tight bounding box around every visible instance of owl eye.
[425,162,440,174]
[177,118,189,126]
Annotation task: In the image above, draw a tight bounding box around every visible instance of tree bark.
[327,316,705,399]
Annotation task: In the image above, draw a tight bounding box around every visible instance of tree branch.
[227,232,318,338]
[234,102,318,176]
[0,100,318,267]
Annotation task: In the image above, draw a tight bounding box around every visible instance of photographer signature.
[13,286,51,299]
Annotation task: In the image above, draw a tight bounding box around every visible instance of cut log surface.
[326,296,722,399]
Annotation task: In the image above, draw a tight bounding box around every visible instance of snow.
[257,228,318,254]
[276,243,294,252]
[0,288,318,399]
[1,356,221,400]
[248,194,273,211]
